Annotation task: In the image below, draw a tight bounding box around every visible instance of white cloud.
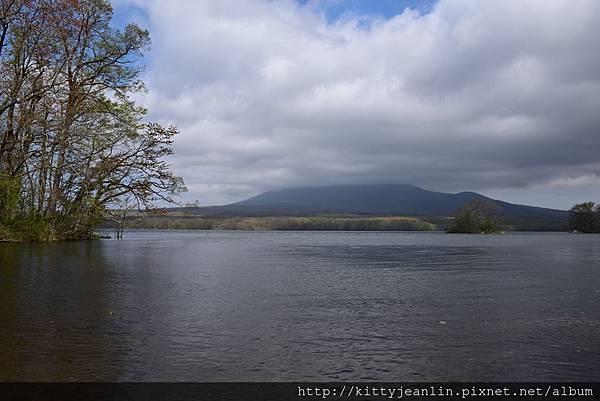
[115,0,600,208]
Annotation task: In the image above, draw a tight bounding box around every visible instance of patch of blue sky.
[112,1,438,30]
[110,2,149,30]
[109,2,153,82]
[299,0,438,23]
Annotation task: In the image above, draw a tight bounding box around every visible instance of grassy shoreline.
[107,215,438,232]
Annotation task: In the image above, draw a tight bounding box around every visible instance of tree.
[448,199,502,234]
[0,0,186,240]
[568,202,600,233]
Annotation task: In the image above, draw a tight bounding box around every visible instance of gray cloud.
[116,0,600,208]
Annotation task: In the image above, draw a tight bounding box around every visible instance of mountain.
[185,184,568,223]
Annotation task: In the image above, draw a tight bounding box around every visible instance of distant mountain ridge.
[184,184,568,222]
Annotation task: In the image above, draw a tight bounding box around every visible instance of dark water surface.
[1,231,599,381]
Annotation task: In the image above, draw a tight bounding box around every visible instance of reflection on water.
[1,231,599,381]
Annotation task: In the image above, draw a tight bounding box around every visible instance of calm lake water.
[1,230,599,381]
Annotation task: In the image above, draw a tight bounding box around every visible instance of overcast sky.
[112,0,600,209]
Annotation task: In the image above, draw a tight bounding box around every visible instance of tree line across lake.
[112,215,437,232]
[0,0,184,241]
[447,200,600,234]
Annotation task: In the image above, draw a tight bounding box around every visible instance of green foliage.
[11,216,55,241]
[568,202,600,233]
[0,214,54,242]
[448,199,503,234]
[479,218,500,234]
[0,173,20,221]
[0,224,13,241]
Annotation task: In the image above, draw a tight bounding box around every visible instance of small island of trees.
[447,199,503,234]
[568,202,600,233]
[0,0,185,241]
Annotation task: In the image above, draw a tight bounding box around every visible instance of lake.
[1,231,599,381]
